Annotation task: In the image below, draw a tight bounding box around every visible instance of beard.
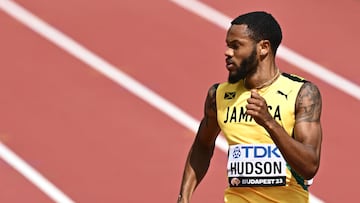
[228,46,258,84]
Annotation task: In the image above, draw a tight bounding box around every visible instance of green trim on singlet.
[287,129,309,191]
[286,163,308,191]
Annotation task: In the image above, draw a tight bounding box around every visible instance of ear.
[258,40,271,56]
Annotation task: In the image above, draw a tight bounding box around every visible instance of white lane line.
[169,0,360,101]
[0,1,74,203]
[0,1,227,202]
[0,0,229,153]
[0,142,75,203]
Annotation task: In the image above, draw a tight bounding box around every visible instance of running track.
[0,0,359,202]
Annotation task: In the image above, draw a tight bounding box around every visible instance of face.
[225,24,259,83]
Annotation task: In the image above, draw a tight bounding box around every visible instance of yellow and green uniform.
[216,73,309,203]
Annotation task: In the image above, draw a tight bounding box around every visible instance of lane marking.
[170,0,360,101]
[0,142,75,203]
[0,0,228,202]
[0,1,76,203]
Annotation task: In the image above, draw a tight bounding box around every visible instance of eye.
[227,43,239,50]
[231,44,240,50]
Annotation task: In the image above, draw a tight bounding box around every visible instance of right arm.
[177,84,221,203]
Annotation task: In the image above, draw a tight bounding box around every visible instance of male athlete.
[177,11,322,203]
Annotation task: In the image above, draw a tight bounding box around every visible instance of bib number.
[227,144,286,187]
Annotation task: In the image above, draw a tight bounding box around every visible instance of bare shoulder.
[295,82,322,123]
[204,83,219,119]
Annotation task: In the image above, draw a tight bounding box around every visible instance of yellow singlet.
[216,73,309,203]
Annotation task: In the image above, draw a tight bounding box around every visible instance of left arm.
[246,82,322,179]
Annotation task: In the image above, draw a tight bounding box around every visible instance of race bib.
[227,144,286,187]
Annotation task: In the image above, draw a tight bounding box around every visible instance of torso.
[216,73,309,203]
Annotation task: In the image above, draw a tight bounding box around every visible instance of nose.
[225,47,234,57]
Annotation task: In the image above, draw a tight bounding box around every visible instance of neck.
[244,68,280,90]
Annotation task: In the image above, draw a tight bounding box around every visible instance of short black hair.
[231,11,282,55]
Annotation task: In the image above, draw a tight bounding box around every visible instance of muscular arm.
[291,82,322,178]
[178,84,221,203]
[246,82,322,179]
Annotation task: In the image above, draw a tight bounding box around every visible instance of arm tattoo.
[295,82,322,123]
[204,84,218,126]
[208,85,217,112]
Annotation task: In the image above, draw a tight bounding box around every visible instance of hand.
[246,90,273,127]
[177,195,189,203]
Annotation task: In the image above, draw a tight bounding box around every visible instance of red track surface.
[0,0,359,202]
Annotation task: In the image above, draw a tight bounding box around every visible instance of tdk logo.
[235,145,281,158]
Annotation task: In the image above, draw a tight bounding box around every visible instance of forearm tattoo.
[296,82,322,123]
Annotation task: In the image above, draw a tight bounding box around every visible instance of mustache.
[225,57,233,65]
